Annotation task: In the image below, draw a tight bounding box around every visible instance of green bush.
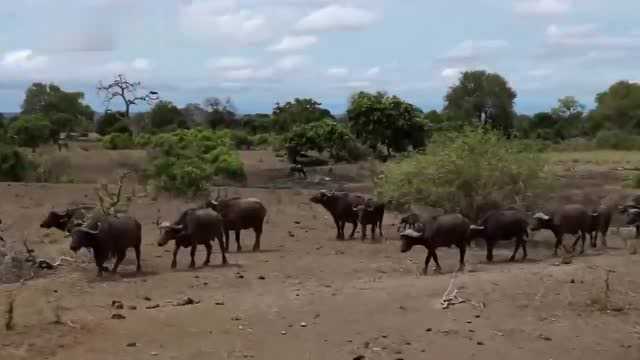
[630,173,640,189]
[229,130,254,150]
[102,133,135,150]
[134,133,153,148]
[594,130,640,151]
[251,133,275,148]
[375,127,550,220]
[0,145,32,181]
[143,128,246,196]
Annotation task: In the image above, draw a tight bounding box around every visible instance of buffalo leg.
[361,223,367,241]
[112,250,126,274]
[235,230,242,252]
[348,221,358,239]
[521,236,528,261]
[553,235,563,257]
[509,238,520,262]
[591,231,598,248]
[203,241,212,266]
[332,217,341,239]
[134,244,142,273]
[486,240,495,262]
[216,234,228,265]
[338,221,346,240]
[431,250,442,273]
[422,251,433,275]
[94,253,107,277]
[171,244,179,269]
[378,219,383,237]
[636,225,639,239]
[457,244,466,271]
[371,223,377,241]
[253,223,263,252]
[189,243,197,269]
[224,229,231,252]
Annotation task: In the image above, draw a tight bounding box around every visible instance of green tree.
[283,118,356,163]
[97,111,128,136]
[204,97,238,129]
[443,70,517,135]
[240,113,273,135]
[551,96,586,119]
[149,101,188,130]
[9,115,52,152]
[347,91,426,157]
[272,98,334,133]
[591,81,640,131]
[0,113,6,141]
[513,114,533,138]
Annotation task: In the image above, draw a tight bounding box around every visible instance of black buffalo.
[206,197,267,252]
[400,213,470,275]
[157,208,228,269]
[530,204,590,256]
[354,199,385,240]
[310,190,366,240]
[468,209,529,262]
[588,204,612,248]
[70,215,142,277]
[40,206,96,233]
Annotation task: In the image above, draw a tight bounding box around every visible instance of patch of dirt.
[1,150,639,360]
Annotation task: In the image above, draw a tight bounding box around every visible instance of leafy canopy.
[347,91,426,155]
[149,100,188,131]
[443,70,517,135]
[9,114,52,152]
[272,98,333,133]
[283,118,356,162]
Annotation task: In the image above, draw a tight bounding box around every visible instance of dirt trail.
[0,183,639,359]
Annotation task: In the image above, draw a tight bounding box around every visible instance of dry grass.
[545,150,640,169]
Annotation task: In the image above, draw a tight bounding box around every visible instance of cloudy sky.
[1,0,639,114]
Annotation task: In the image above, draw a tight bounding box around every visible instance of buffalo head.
[310,190,333,205]
[40,210,71,230]
[530,212,552,231]
[625,208,640,226]
[157,221,184,247]
[70,224,100,252]
[399,228,424,253]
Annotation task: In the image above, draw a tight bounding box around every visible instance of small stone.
[150,352,159,356]
[425,328,433,332]
[143,296,152,301]
[465,320,473,324]
[215,301,225,305]
[476,341,485,346]
[372,347,382,351]
[258,275,266,280]
[539,334,552,341]
[236,274,245,279]
[231,315,242,321]
[474,315,481,318]
[145,304,160,309]
[112,300,124,310]
[570,279,576,284]
[300,322,307,327]
[280,330,287,335]
[126,342,137,347]
[127,305,137,310]
[294,221,301,225]
[363,341,370,349]
[111,313,126,320]
[353,356,365,360]
[174,297,200,306]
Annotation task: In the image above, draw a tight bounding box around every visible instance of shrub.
[229,130,254,150]
[594,130,640,151]
[0,145,32,181]
[109,121,132,135]
[102,133,135,150]
[282,119,362,163]
[251,133,275,148]
[133,134,153,148]
[375,127,551,220]
[9,115,51,152]
[144,128,246,196]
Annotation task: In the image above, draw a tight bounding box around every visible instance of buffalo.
[399,213,470,275]
[289,164,307,179]
[622,206,640,238]
[157,208,228,269]
[588,204,612,248]
[206,197,267,252]
[40,206,96,233]
[468,209,529,262]
[69,215,142,277]
[310,190,366,240]
[354,199,385,240]
[397,213,420,233]
[530,204,590,256]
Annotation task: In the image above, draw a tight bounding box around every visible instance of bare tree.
[97,74,159,118]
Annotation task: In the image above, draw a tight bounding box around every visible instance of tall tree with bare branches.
[97,74,159,119]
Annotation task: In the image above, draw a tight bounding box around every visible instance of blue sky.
[1,0,639,115]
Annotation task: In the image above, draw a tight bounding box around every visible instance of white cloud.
[296,5,376,32]
[1,49,48,69]
[441,67,464,79]
[514,0,572,15]
[365,66,381,78]
[268,35,318,52]
[131,58,151,71]
[207,57,256,70]
[444,40,508,61]
[340,81,372,88]
[327,67,349,77]
[222,67,275,81]
[178,0,272,46]
[274,55,308,70]
[546,24,640,49]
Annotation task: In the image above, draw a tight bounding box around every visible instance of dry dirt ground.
[1,148,639,360]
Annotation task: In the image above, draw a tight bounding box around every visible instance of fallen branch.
[441,271,466,309]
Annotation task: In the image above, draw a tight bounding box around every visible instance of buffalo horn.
[533,212,550,220]
[469,225,485,230]
[400,229,423,239]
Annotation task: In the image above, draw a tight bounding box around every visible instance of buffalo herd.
[1,188,635,278]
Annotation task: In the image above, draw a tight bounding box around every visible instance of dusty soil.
[1,150,639,360]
